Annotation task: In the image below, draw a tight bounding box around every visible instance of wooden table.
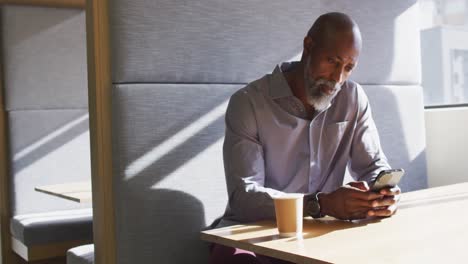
[35,181,92,203]
[201,182,468,263]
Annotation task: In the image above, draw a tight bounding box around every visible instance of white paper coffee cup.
[272,193,304,238]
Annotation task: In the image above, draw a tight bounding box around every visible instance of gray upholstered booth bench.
[67,244,95,264]
[10,208,93,261]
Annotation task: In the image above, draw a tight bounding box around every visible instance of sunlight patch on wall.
[150,138,227,223]
[124,100,229,180]
[392,87,426,161]
[13,114,89,162]
[15,131,91,214]
[17,132,91,181]
[391,2,421,83]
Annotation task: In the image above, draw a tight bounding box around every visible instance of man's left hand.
[367,185,401,217]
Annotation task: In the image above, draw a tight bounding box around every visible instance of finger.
[351,199,377,208]
[351,190,384,201]
[388,203,398,214]
[347,181,370,191]
[350,213,368,220]
[349,209,370,220]
[371,197,397,208]
[352,196,396,209]
[376,194,401,206]
[390,194,401,204]
[345,200,385,215]
[368,203,398,217]
[367,208,392,217]
[380,186,401,196]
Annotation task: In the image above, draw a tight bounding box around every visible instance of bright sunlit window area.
[420,0,468,106]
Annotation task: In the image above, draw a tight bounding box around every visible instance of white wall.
[425,107,468,187]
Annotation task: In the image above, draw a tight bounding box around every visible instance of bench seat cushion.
[10,208,93,246]
[67,244,94,264]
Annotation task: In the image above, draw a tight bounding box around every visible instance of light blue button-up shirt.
[221,63,390,224]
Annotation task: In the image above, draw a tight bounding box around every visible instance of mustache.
[308,78,341,95]
[314,79,340,91]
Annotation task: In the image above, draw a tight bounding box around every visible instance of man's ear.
[303,35,316,58]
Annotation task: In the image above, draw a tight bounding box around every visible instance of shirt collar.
[269,62,341,114]
[269,62,297,99]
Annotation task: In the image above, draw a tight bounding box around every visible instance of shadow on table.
[296,217,382,241]
[227,225,276,236]
[239,217,382,244]
[207,221,278,236]
[240,234,283,244]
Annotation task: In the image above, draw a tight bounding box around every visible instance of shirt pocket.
[321,121,350,160]
[324,121,349,137]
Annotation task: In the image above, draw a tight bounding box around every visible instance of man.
[210,12,401,264]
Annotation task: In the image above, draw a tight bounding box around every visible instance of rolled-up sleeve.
[223,89,283,222]
[349,85,391,183]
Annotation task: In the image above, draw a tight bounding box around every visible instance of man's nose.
[331,68,345,84]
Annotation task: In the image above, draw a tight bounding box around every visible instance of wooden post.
[86,0,116,263]
[0,12,17,264]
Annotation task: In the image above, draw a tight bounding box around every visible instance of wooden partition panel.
[0,16,17,264]
[0,0,85,9]
[86,0,116,263]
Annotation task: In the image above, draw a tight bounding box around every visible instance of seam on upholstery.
[7,107,89,112]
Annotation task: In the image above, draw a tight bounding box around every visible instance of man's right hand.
[319,181,384,220]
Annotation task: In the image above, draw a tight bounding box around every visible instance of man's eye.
[327,58,335,64]
[345,66,354,72]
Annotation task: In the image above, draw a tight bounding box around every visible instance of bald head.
[307,12,362,52]
[295,13,362,111]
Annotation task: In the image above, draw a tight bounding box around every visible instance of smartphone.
[370,169,405,192]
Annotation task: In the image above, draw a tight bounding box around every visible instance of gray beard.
[304,78,341,111]
[304,57,342,111]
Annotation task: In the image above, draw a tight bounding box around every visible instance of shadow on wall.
[113,85,236,189]
[123,112,226,187]
[3,6,87,111]
[11,112,89,174]
[115,189,209,263]
[112,85,238,262]
[4,7,83,45]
